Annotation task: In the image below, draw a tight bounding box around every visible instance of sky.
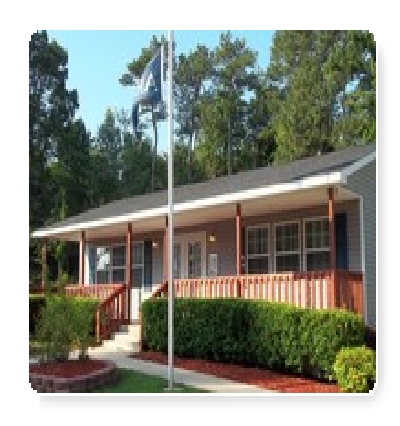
[47,30,275,152]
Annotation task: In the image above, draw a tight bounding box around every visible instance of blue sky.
[48,30,275,153]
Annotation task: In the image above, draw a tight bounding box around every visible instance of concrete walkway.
[87,346,274,393]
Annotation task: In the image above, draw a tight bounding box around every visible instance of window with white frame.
[274,221,300,272]
[95,244,126,284]
[132,242,144,289]
[247,225,269,274]
[304,218,330,271]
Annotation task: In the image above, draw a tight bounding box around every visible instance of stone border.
[30,360,117,393]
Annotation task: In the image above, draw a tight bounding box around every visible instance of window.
[188,241,202,278]
[304,218,330,271]
[111,245,126,283]
[274,221,300,272]
[95,244,126,284]
[247,226,269,274]
[132,242,144,289]
[96,246,110,284]
[173,243,181,279]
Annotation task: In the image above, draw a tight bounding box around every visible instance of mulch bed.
[131,351,340,393]
[30,359,109,379]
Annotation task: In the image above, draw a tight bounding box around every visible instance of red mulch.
[131,351,340,393]
[30,359,109,379]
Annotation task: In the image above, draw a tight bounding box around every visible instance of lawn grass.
[95,368,208,393]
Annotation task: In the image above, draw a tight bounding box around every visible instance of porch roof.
[32,143,375,240]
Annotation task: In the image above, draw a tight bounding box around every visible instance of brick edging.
[29,360,117,393]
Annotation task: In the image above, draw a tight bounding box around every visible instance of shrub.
[70,298,99,358]
[141,299,366,380]
[29,294,46,336]
[334,346,376,392]
[36,295,99,361]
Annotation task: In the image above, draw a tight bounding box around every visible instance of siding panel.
[346,159,376,326]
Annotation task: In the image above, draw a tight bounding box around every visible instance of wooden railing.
[152,270,363,316]
[96,284,130,341]
[65,284,124,302]
[336,270,364,315]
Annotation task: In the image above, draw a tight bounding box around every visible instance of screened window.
[275,222,300,272]
[247,226,269,274]
[111,245,125,283]
[304,218,330,271]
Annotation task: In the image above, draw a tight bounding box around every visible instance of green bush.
[334,346,376,392]
[29,294,46,336]
[36,295,99,361]
[142,299,366,380]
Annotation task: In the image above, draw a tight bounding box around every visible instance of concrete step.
[119,324,141,334]
[101,339,139,352]
[112,333,140,344]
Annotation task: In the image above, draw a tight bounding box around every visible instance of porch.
[34,184,366,341]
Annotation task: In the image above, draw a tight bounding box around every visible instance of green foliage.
[35,295,99,361]
[29,294,46,336]
[333,346,376,392]
[142,299,365,380]
[268,30,375,163]
[70,298,99,358]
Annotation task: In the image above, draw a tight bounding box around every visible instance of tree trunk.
[187,131,194,183]
[227,118,232,175]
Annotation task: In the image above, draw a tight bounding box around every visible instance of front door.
[173,232,206,279]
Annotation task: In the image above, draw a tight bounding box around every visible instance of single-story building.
[32,143,376,339]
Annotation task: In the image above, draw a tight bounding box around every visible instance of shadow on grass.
[94,369,209,393]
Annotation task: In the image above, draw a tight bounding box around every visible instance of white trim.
[302,216,330,272]
[246,224,271,274]
[273,220,301,273]
[32,171,343,238]
[341,150,376,183]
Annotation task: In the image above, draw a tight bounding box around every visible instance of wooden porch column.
[328,187,337,308]
[41,238,48,290]
[236,203,242,297]
[163,216,168,282]
[126,223,132,324]
[79,231,85,286]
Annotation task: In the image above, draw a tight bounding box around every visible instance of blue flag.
[132,49,162,133]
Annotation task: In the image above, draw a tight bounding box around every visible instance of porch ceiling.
[50,185,358,242]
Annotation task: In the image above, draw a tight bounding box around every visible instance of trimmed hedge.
[142,299,366,380]
[29,294,46,336]
[334,346,376,392]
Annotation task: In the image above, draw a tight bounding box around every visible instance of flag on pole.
[132,49,162,133]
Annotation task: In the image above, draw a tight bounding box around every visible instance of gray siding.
[346,159,376,326]
[160,200,361,278]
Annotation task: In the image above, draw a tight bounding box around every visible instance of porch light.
[152,241,159,248]
[209,233,216,243]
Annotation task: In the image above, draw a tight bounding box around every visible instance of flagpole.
[167,29,174,390]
